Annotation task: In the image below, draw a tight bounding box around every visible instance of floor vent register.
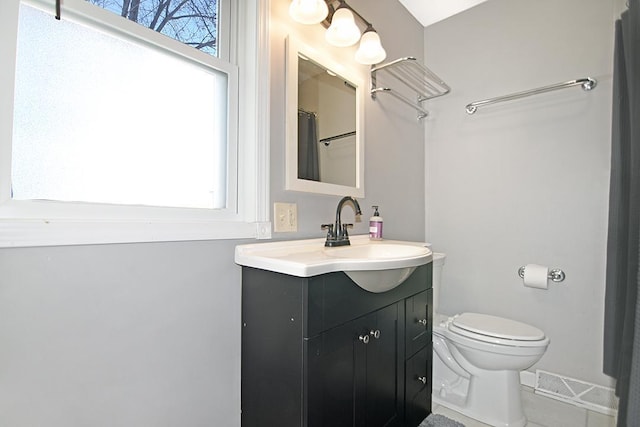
[535,369,618,416]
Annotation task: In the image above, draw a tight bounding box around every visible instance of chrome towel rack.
[319,131,356,146]
[371,57,450,120]
[465,77,597,114]
[371,87,429,119]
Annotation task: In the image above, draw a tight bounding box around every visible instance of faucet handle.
[321,223,334,238]
[342,223,353,238]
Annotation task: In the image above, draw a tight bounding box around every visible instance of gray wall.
[0,1,426,425]
[424,0,616,386]
[270,0,426,241]
[0,241,242,426]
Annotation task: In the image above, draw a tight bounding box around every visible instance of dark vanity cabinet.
[241,263,432,427]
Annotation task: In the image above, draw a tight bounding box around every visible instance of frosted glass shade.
[289,0,328,25]
[355,30,386,64]
[325,7,361,47]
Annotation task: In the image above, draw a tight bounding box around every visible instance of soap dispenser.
[369,206,383,240]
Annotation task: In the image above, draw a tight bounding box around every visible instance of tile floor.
[432,386,617,427]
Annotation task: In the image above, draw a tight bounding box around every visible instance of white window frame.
[0,0,271,247]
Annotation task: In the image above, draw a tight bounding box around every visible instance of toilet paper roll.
[523,264,549,289]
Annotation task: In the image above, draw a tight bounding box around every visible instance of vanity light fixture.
[288,0,329,25]
[288,0,387,65]
[354,25,386,65]
[325,3,360,47]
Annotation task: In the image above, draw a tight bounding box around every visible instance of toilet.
[431,253,550,427]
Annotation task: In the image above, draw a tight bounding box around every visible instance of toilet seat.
[447,313,547,347]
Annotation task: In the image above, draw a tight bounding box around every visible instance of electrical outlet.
[273,202,298,232]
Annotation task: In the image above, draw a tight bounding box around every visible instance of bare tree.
[89,0,218,55]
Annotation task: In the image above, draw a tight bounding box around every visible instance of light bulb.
[289,0,328,25]
[355,29,386,65]
[325,7,361,47]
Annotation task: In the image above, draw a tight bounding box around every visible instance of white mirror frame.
[285,36,365,197]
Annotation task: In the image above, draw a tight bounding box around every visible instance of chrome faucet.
[322,196,362,247]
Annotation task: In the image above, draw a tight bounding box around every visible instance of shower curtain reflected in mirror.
[604,0,639,425]
[297,109,320,181]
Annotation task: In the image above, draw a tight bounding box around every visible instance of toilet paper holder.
[518,266,566,283]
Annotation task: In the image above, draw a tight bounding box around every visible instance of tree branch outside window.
[88,0,218,56]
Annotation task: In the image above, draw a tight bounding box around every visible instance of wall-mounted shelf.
[371,57,451,120]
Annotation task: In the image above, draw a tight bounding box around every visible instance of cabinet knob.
[417,318,428,326]
[358,334,370,344]
[417,376,427,384]
[369,329,381,339]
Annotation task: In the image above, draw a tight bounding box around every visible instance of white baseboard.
[520,370,536,388]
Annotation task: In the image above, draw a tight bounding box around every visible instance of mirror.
[285,36,365,197]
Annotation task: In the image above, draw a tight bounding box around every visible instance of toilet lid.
[450,313,546,341]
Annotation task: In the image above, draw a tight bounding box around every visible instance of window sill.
[0,219,272,248]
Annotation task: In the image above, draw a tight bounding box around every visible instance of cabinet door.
[306,305,401,427]
[307,314,371,427]
[365,303,402,427]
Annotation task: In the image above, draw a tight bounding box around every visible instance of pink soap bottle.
[369,206,383,240]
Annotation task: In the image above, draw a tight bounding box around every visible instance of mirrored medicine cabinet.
[285,36,365,197]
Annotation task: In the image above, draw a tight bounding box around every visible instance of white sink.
[235,235,432,293]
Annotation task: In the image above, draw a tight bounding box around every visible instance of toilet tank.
[432,252,446,314]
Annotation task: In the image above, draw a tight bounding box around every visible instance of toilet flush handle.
[417,318,427,326]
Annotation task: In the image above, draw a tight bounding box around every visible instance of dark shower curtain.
[297,110,320,181]
[604,0,640,425]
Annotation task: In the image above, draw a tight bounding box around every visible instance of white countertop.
[235,235,432,277]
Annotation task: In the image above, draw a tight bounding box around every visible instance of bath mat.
[419,413,466,427]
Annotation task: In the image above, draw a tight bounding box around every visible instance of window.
[13,2,231,210]
[0,0,270,247]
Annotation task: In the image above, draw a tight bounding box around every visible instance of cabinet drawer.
[405,348,431,426]
[406,383,430,427]
[405,289,432,357]
[405,347,429,399]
